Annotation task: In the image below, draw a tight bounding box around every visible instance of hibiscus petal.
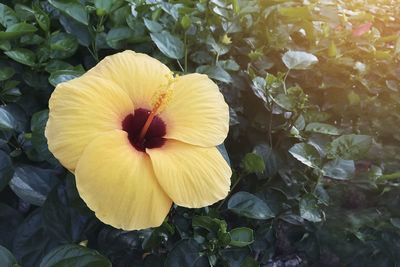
[160,73,229,147]
[147,140,231,208]
[85,50,172,109]
[75,130,172,230]
[45,76,134,171]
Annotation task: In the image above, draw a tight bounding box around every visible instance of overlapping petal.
[147,140,231,208]
[84,50,172,109]
[75,130,172,230]
[160,73,229,147]
[45,76,133,171]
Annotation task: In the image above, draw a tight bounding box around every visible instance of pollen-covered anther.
[151,89,174,114]
[138,82,175,142]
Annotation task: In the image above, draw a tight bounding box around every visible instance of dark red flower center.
[122,108,166,152]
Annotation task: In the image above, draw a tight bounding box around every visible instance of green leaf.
[299,194,322,222]
[31,110,56,163]
[41,185,94,243]
[221,247,250,267]
[214,144,229,167]
[44,60,74,73]
[143,18,163,33]
[0,245,17,267]
[4,49,36,67]
[282,51,318,70]
[0,3,18,27]
[14,4,34,21]
[322,159,355,180]
[40,244,111,267]
[217,59,240,71]
[13,210,60,267]
[165,239,209,267]
[9,166,59,206]
[228,192,274,220]
[243,153,265,173]
[272,93,295,111]
[48,69,83,87]
[48,0,89,26]
[289,143,321,169]
[196,65,232,83]
[229,227,254,247]
[192,216,227,233]
[33,5,50,32]
[305,122,340,135]
[93,0,114,12]
[0,23,37,40]
[0,107,15,131]
[325,134,373,160]
[253,144,281,177]
[106,26,134,49]
[390,218,400,229]
[0,150,13,192]
[50,32,79,59]
[0,204,22,250]
[1,81,21,102]
[241,256,259,267]
[0,67,14,81]
[150,31,184,59]
[59,14,92,47]
[279,6,310,19]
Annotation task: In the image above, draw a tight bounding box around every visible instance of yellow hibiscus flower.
[45,50,232,230]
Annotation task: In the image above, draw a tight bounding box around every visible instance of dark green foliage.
[0,0,400,266]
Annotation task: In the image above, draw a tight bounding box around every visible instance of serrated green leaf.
[322,159,355,180]
[325,134,372,160]
[196,65,232,83]
[144,18,163,33]
[289,143,321,169]
[217,59,240,71]
[228,192,274,220]
[150,31,184,59]
[106,26,134,49]
[299,194,322,222]
[305,122,340,135]
[282,51,318,70]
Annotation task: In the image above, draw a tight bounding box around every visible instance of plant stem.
[282,69,290,94]
[268,102,273,147]
[313,172,323,194]
[379,172,400,180]
[274,112,301,148]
